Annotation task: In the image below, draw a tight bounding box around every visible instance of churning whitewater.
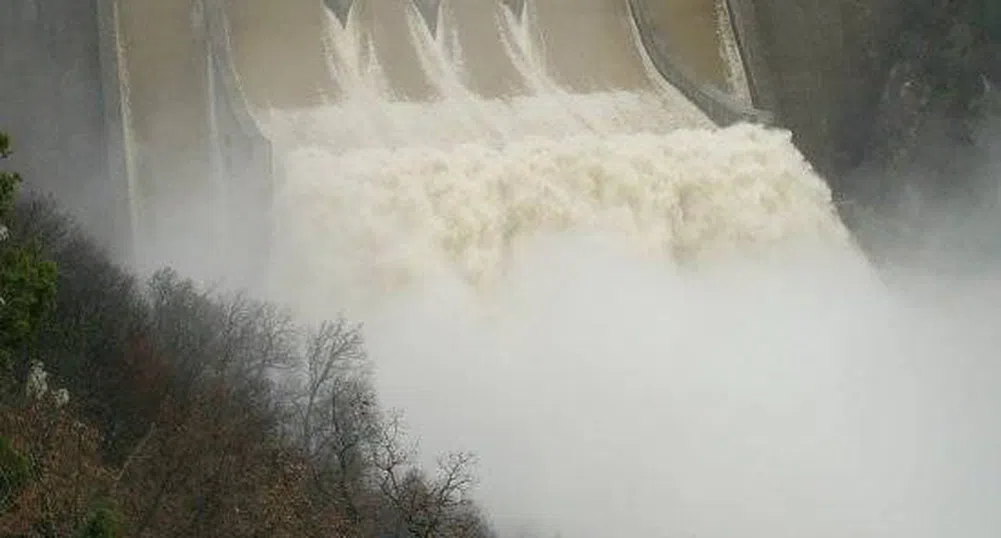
[249,0,856,314]
[214,1,1001,538]
[271,126,854,313]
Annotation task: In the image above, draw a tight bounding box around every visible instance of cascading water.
[210,0,1001,536]
[257,0,854,314]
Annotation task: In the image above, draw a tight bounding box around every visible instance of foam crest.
[270,123,854,314]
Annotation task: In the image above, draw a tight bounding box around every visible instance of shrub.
[0,435,31,510]
[76,501,122,538]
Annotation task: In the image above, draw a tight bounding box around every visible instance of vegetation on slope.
[0,132,494,537]
[839,0,1001,267]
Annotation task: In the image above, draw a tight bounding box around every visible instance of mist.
[350,236,997,537]
[346,131,1001,537]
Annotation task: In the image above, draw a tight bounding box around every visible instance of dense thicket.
[0,133,493,538]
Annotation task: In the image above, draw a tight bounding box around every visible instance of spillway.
[191,0,854,312]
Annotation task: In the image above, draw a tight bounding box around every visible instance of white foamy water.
[270,123,854,315]
[206,1,1001,537]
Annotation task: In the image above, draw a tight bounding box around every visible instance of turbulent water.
[255,0,853,314]
[210,1,1001,537]
[270,125,853,314]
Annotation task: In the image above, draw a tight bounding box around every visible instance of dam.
[9,2,1001,538]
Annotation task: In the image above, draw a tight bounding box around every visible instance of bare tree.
[3,190,499,537]
[372,413,490,538]
[295,319,376,526]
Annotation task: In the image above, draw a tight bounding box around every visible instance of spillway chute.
[217,0,756,119]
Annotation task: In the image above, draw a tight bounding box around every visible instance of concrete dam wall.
[109,0,273,280]
[1,0,900,271]
[0,0,126,255]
